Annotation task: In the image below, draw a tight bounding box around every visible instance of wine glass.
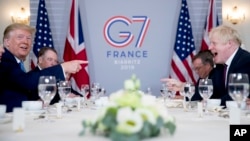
[160,83,176,105]
[80,84,90,107]
[91,83,101,101]
[58,80,71,110]
[180,82,195,110]
[198,79,213,113]
[38,76,57,121]
[228,73,249,109]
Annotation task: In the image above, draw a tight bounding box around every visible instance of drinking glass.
[160,83,176,105]
[198,79,213,113]
[58,80,71,110]
[80,84,90,107]
[180,82,195,109]
[228,73,249,109]
[91,83,101,101]
[38,76,57,121]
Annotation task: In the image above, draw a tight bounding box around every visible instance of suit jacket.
[221,47,250,106]
[30,67,83,105]
[191,64,224,101]
[30,66,61,105]
[0,48,65,112]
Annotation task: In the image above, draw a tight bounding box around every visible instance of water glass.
[198,79,213,113]
[38,76,57,121]
[58,80,71,110]
[180,82,195,109]
[80,84,90,107]
[228,73,249,109]
[160,83,176,105]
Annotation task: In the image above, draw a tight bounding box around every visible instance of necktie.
[19,61,26,72]
[223,64,227,85]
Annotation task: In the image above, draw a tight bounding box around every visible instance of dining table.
[0,99,249,141]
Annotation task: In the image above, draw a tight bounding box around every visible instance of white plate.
[0,115,12,124]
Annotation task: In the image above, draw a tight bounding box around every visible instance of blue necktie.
[19,61,26,72]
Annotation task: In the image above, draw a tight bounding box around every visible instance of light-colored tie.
[19,61,26,72]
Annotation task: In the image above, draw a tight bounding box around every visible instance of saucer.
[0,114,12,124]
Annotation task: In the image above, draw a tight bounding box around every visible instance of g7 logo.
[103,16,150,48]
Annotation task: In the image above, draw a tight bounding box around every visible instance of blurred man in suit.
[0,23,87,112]
[30,46,81,104]
[34,46,59,71]
[161,50,224,101]
[209,25,250,106]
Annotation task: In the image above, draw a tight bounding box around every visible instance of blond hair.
[209,25,241,45]
[3,23,36,40]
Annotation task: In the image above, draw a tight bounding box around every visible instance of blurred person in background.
[161,50,224,101]
[30,46,81,104]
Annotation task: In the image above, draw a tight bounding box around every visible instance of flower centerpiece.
[80,74,176,141]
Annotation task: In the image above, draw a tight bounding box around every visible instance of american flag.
[201,0,219,51]
[63,0,89,94]
[31,0,54,69]
[170,0,197,84]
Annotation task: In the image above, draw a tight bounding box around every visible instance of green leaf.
[139,121,152,138]
[110,131,140,141]
[79,120,87,136]
[164,121,176,135]
[102,107,118,130]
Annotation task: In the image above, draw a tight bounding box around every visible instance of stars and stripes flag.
[200,0,219,51]
[169,0,198,84]
[63,0,89,94]
[31,0,54,69]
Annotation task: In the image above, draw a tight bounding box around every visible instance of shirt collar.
[225,48,239,67]
[14,57,22,64]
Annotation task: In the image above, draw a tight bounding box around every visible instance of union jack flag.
[31,0,54,69]
[201,0,219,51]
[63,0,89,94]
[170,0,197,84]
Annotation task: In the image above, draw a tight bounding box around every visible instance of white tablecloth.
[0,105,249,141]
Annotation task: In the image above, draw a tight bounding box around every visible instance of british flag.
[63,0,89,94]
[201,0,219,51]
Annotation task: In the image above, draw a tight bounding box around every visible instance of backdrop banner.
[81,0,180,95]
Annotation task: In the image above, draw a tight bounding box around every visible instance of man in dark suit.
[0,23,87,112]
[161,50,224,101]
[30,46,82,105]
[191,50,224,101]
[209,25,250,106]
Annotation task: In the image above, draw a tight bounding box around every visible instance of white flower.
[124,74,141,91]
[116,107,143,134]
[80,74,176,140]
[109,89,124,101]
[124,79,136,91]
[135,108,156,125]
